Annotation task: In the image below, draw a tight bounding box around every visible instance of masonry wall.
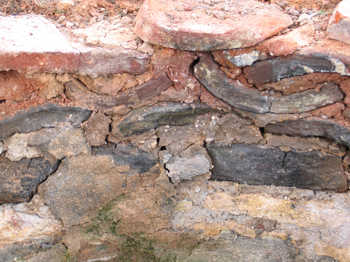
[1,0,350,261]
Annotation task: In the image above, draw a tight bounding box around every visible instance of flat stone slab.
[244,55,341,85]
[0,15,149,75]
[265,119,350,147]
[194,56,343,114]
[0,157,59,204]
[113,102,213,137]
[135,0,292,51]
[0,104,91,140]
[328,0,350,45]
[207,143,347,191]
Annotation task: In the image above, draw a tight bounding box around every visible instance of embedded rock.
[244,55,338,85]
[135,0,292,51]
[0,156,59,203]
[113,102,212,137]
[0,104,91,140]
[39,155,128,227]
[25,244,66,262]
[265,119,350,147]
[165,145,211,183]
[0,196,62,262]
[83,112,111,146]
[207,143,347,191]
[270,83,344,114]
[92,143,157,173]
[194,56,270,113]
[5,133,42,161]
[328,0,350,45]
[185,235,298,262]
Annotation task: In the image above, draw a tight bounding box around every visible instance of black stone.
[207,143,347,191]
[92,143,157,173]
[114,102,213,137]
[0,156,59,203]
[0,104,91,140]
[245,55,335,85]
[194,55,271,113]
[265,119,350,147]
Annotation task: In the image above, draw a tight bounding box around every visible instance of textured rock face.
[0,156,59,203]
[114,102,212,137]
[265,119,350,147]
[207,143,347,191]
[328,0,350,45]
[0,104,91,139]
[0,196,62,262]
[195,56,344,114]
[135,0,292,51]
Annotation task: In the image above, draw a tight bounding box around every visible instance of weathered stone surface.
[83,112,111,146]
[5,133,41,161]
[39,155,127,227]
[113,102,212,137]
[194,56,270,113]
[270,83,344,114]
[165,145,211,183]
[260,23,315,56]
[184,235,298,262]
[216,50,263,68]
[328,0,350,45]
[265,119,350,147]
[0,156,59,203]
[207,143,347,191]
[92,143,157,174]
[25,244,66,262]
[4,123,89,160]
[0,104,91,140]
[0,141,4,155]
[135,0,292,51]
[0,196,62,262]
[0,15,149,75]
[284,151,347,191]
[244,55,338,85]
[265,134,346,157]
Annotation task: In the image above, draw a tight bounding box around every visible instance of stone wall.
[1,0,350,261]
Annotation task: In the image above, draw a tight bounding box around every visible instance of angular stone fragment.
[83,112,111,146]
[328,0,350,45]
[92,143,157,173]
[39,155,127,227]
[0,196,62,262]
[219,50,262,68]
[265,119,350,147]
[0,104,91,140]
[207,143,347,191]
[114,102,212,137]
[270,83,344,113]
[135,0,292,51]
[194,56,270,113]
[0,156,59,203]
[244,55,337,85]
[5,133,42,161]
[165,145,211,183]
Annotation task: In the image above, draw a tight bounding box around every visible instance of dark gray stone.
[114,102,212,137]
[284,151,347,191]
[244,55,336,85]
[207,143,347,191]
[270,83,344,113]
[0,104,91,139]
[92,143,157,173]
[207,144,289,186]
[194,56,271,113]
[0,156,59,203]
[265,119,350,147]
